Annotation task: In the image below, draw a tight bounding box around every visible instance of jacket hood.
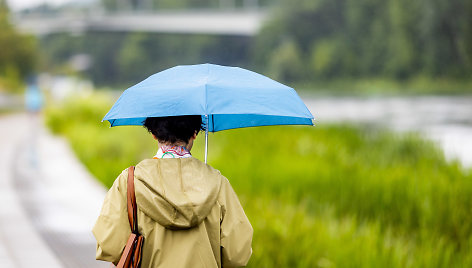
[133,158,222,229]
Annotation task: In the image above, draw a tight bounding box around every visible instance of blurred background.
[0,0,471,267]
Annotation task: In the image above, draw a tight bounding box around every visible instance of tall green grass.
[45,92,472,267]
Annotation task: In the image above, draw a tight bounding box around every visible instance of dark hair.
[143,115,203,144]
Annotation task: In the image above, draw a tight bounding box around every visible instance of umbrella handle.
[204,115,209,164]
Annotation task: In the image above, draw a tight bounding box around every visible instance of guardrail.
[12,10,268,36]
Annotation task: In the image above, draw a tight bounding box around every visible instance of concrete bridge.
[11,10,268,36]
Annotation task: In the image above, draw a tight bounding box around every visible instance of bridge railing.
[11,9,269,36]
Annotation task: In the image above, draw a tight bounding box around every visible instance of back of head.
[143,115,203,144]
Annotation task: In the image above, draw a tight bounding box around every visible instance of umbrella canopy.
[103,63,314,132]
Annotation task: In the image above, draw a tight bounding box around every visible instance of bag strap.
[127,166,138,233]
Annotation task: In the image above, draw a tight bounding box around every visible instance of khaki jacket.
[92,157,253,267]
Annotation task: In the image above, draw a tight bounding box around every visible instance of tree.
[0,0,38,91]
[255,0,472,82]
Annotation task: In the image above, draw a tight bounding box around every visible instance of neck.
[158,142,188,150]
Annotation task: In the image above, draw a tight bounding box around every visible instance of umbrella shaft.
[205,115,209,164]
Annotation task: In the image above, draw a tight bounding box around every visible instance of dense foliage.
[40,33,252,87]
[46,93,472,267]
[38,0,472,90]
[255,0,472,81]
[0,0,37,91]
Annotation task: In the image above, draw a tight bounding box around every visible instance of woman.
[92,115,253,267]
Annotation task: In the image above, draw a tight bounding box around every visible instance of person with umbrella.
[93,114,253,267]
[93,64,314,267]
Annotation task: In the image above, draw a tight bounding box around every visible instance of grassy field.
[45,92,472,267]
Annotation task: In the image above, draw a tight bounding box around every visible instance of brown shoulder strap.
[127,166,138,233]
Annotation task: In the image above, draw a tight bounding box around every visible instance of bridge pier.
[219,0,235,9]
[243,0,259,9]
[130,0,153,10]
[117,0,131,10]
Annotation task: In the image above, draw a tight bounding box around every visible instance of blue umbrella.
[103,63,314,163]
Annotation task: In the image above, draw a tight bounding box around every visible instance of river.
[303,95,472,168]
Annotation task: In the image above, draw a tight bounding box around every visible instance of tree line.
[40,33,252,87]
[256,0,472,82]
[2,0,471,89]
[0,0,37,91]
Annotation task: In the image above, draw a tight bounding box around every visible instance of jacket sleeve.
[219,177,253,267]
[92,169,131,265]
